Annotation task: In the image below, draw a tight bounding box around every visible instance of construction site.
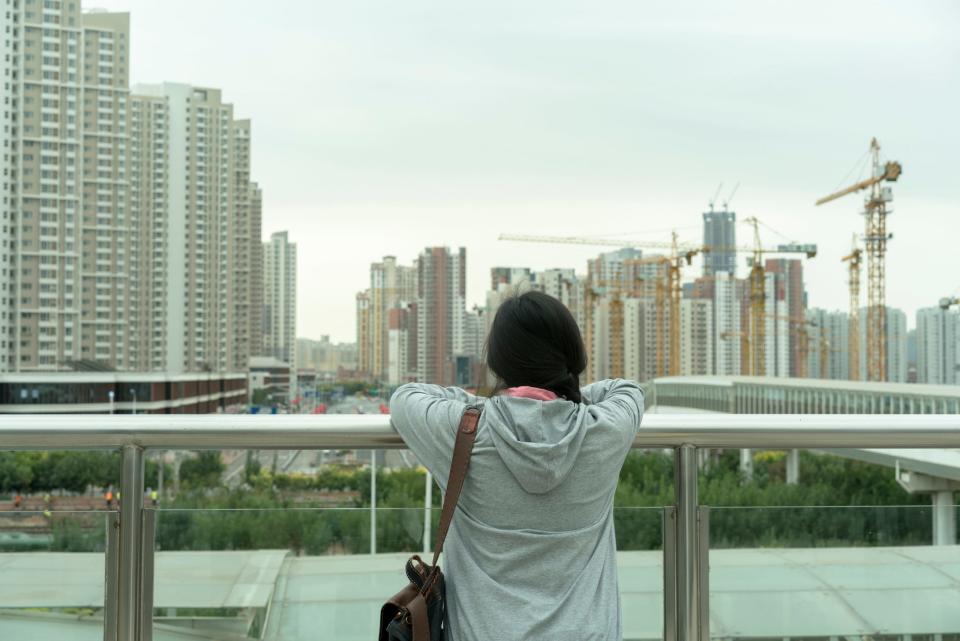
[495,137,936,386]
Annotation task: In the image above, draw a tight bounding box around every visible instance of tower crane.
[841,235,862,381]
[583,279,647,379]
[760,313,825,379]
[500,232,705,377]
[500,231,815,378]
[816,138,902,382]
[817,329,831,381]
[738,218,818,377]
[626,232,701,377]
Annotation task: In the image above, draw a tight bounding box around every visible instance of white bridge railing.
[2,413,959,641]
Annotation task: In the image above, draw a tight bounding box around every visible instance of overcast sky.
[94,0,960,342]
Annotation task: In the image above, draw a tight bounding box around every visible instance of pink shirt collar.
[503,386,559,401]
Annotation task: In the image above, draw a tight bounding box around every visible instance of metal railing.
[1,413,959,641]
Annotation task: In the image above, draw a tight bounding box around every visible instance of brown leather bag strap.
[429,407,480,569]
[408,593,430,641]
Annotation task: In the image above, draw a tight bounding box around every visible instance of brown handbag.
[379,407,481,641]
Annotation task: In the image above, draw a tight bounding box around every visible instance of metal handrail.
[2,413,958,641]
[0,413,958,449]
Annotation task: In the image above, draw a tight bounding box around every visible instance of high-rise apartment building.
[129,83,261,373]
[367,256,417,381]
[245,184,263,369]
[765,259,806,377]
[806,308,850,380]
[416,246,465,386]
[355,291,370,378]
[858,307,907,383]
[490,267,532,291]
[296,336,358,376]
[484,266,579,338]
[680,298,713,376]
[622,298,660,382]
[263,231,296,366]
[387,304,417,385]
[533,268,576,305]
[703,210,736,277]
[764,272,790,378]
[0,0,15,370]
[916,307,960,385]
[587,248,643,286]
[713,272,741,375]
[591,298,612,382]
[485,268,533,330]
[1,5,131,370]
[0,3,263,375]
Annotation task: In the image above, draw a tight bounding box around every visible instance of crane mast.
[841,235,862,381]
[865,139,888,383]
[816,138,901,382]
[744,217,766,376]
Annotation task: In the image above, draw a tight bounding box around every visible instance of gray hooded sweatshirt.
[390,379,644,641]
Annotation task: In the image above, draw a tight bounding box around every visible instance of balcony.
[0,414,957,641]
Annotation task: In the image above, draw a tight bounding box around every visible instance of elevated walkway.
[1,547,958,640]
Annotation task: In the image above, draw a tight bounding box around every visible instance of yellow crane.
[625,232,701,377]
[817,327,831,380]
[500,232,704,377]
[816,138,902,382]
[739,218,818,377]
[500,230,814,378]
[724,317,829,379]
[757,313,825,379]
[840,235,862,381]
[584,280,647,379]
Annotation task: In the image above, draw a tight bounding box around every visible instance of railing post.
[103,511,120,641]
[697,505,710,641]
[117,444,145,641]
[423,470,433,554]
[140,508,156,641]
[370,449,377,555]
[674,444,700,641]
[662,506,677,641]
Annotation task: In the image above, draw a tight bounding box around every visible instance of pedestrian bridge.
[651,375,960,415]
[650,376,960,546]
[0,413,957,641]
[1,544,958,641]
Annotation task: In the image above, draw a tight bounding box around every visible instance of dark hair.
[486,290,587,403]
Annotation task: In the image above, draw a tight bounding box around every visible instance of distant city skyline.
[92,0,960,341]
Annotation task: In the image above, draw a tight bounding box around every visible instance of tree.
[179,452,226,488]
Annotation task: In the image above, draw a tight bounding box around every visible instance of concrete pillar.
[897,467,959,546]
[740,449,753,481]
[786,449,800,485]
[933,491,957,546]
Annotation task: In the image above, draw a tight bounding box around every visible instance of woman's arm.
[581,379,645,436]
[389,383,480,482]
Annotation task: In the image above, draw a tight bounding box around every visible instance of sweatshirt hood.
[481,394,588,494]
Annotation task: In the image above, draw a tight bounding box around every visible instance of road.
[222,396,414,486]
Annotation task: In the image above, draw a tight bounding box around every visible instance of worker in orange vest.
[105,489,114,509]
